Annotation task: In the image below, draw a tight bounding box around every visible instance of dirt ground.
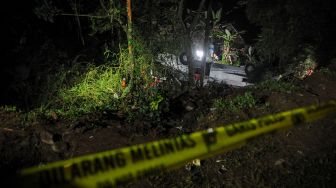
[0,69,336,187]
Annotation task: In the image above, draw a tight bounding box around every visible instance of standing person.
[205,43,215,79]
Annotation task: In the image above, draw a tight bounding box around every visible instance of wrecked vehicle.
[156,53,251,87]
[156,24,255,87]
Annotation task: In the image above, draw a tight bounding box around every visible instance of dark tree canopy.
[246,0,336,66]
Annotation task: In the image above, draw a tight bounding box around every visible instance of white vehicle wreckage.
[154,21,258,87]
[156,53,253,87]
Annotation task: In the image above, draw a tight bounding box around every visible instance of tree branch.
[178,0,186,31]
[99,0,108,13]
[59,13,109,18]
[59,13,127,33]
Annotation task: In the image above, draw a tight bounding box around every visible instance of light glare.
[196,50,204,58]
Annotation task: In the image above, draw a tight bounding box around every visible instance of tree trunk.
[126,0,135,81]
[127,0,133,59]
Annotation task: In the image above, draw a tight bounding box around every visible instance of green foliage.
[213,29,237,56]
[212,26,244,66]
[289,46,317,79]
[213,92,256,113]
[34,0,61,23]
[253,79,298,93]
[232,60,241,66]
[89,0,124,35]
[35,63,84,109]
[133,1,186,55]
[218,59,241,66]
[150,95,164,111]
[211,8,222,25]
[318,67,336,78]
[27,39,166,122]
[29,0,178,123]
[0,105,18,112]
[246,0,336,65]
[8,34,169,123]
[7,38,80,111]
[23,110,39,124]
[56,64,123,117]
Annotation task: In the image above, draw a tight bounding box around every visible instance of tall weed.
[213,92,256,113]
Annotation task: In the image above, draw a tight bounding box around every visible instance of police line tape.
[20,100,336,188]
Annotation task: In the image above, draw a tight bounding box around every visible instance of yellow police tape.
[20,100,336,188]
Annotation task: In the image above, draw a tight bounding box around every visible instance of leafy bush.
[213,92,256,113]
[288,46,317,80]
[212,26,243,66]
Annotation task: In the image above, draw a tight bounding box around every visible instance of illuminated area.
[195,50,204,59]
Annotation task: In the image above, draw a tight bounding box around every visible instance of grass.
[5,37,173,124]
[318,67,336,78]
[213,92,256,113]
[56,64,124,117]
[31,44,167,122]
[0,105,18,113]
[252,79,298,93]
[3,38,166,124]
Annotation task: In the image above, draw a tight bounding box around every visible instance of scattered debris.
[274,159,286,166]
[40,130,55,145]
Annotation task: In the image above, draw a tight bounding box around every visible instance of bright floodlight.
[196,50,204,59]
